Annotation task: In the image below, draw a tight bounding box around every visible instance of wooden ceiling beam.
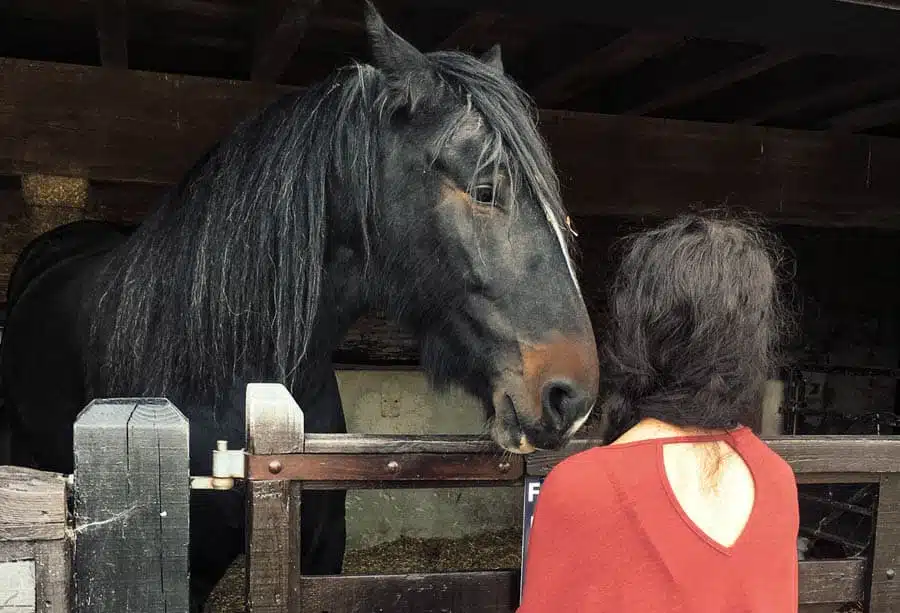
[437,11,504,51]
[419,0,900,60]
[826,97,900,132]
[624,49,798,116]
[93,0,129,68]
[531,30,687,107]
[738,68,900,125]
[436,12,543,60]
[251,0,322,83]
[2,58,900,228]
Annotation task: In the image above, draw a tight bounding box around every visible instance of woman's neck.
[609,417,733,446]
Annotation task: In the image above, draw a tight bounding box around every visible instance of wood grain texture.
[247,452,523,483]
[0,467,67,530]
[294,558,864,612]
[4,58,900,227]
[868,474,900,612]
[797,558,866,604]
[245,383,305,455]
[31,540,70,613]
[245,383,305,613]
[302,433,500,454]
[72,398,190,613]
[298,571,518,613]
[0,58,294,184]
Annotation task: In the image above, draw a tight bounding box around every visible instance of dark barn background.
[2,0,900,569]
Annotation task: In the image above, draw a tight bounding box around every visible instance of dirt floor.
[204,528,522,612]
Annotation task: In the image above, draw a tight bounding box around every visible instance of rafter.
[624,49,798,116]
[438,12,503,51]
[251,0,321,83]
[531,30,687,107]
[827,97,900,132]
[738,69,900,126]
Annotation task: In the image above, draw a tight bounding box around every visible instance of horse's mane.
[85,50,576,402]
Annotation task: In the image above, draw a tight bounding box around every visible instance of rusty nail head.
[268,460,283,475]
[887,568,896,579]
[498,461,511,473]
[386,460,400,473]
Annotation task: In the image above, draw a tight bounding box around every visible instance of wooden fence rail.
[1,382,899,612]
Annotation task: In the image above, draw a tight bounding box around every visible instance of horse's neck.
[303,245,370,363]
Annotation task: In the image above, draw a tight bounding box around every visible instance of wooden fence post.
[0,466,70,613]
[245,383,304,613]
[868,473,899,612]
[72,398,190,613]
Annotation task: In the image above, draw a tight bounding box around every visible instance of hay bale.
[21,174,89,208]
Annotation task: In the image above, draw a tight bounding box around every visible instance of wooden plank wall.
[0,466,70,613]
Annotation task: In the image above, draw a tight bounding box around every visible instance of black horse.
[0,4,599,609]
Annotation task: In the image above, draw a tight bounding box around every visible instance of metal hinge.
[189,440,246,490]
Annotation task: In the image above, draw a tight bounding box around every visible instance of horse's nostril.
[541,379,588,430]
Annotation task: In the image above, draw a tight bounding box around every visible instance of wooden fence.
[1,382,899,612]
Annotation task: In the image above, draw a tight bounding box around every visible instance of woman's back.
[518,424,799,613]
[517,213,798,611]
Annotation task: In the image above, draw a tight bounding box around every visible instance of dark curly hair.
[599,212,792,443]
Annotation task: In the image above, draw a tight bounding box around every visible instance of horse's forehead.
[441,108,486,143]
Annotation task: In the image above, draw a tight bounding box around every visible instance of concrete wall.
[334,368,523,550]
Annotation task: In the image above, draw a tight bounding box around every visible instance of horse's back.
[1,220,129,472]
[6,220,131,311]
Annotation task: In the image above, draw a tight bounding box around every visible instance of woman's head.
[599,212,791,441]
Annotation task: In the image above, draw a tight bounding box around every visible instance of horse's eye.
[472,184,496,205]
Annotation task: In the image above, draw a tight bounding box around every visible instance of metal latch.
[190,440,246,490]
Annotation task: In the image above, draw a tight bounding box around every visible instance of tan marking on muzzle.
[519,332,600,421]
[517,435,536,454]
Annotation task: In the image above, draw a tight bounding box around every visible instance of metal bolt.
[498,461,511,474]
[268,460,283,475]
[386,460,400,474]
[887,568,896,579]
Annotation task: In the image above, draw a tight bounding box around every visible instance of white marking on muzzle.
[565,402,595,438]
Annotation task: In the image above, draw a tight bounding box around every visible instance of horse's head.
[358,4,600,453]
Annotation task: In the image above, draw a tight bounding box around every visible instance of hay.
[204,528,521,613]
[342,528,521,574]
[20,174,88,208]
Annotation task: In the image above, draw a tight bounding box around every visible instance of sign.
[520,475,545,597]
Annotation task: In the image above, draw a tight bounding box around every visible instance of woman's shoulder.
[534,446,627,521]
[733,427,799,487]
[540,441,650,496]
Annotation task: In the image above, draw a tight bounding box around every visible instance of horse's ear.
[480,44,504,74]
[364,1,428,74]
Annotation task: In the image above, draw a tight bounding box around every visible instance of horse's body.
[0,5,600,609]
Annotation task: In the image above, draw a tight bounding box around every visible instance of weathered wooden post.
[244,383,304,613]
[868,473,899,612]
[0,466,71,613]
[72,398,190,613]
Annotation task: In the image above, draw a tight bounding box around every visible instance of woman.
[518,213,799,612]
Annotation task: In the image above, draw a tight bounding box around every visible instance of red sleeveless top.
[518,426,799,613]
